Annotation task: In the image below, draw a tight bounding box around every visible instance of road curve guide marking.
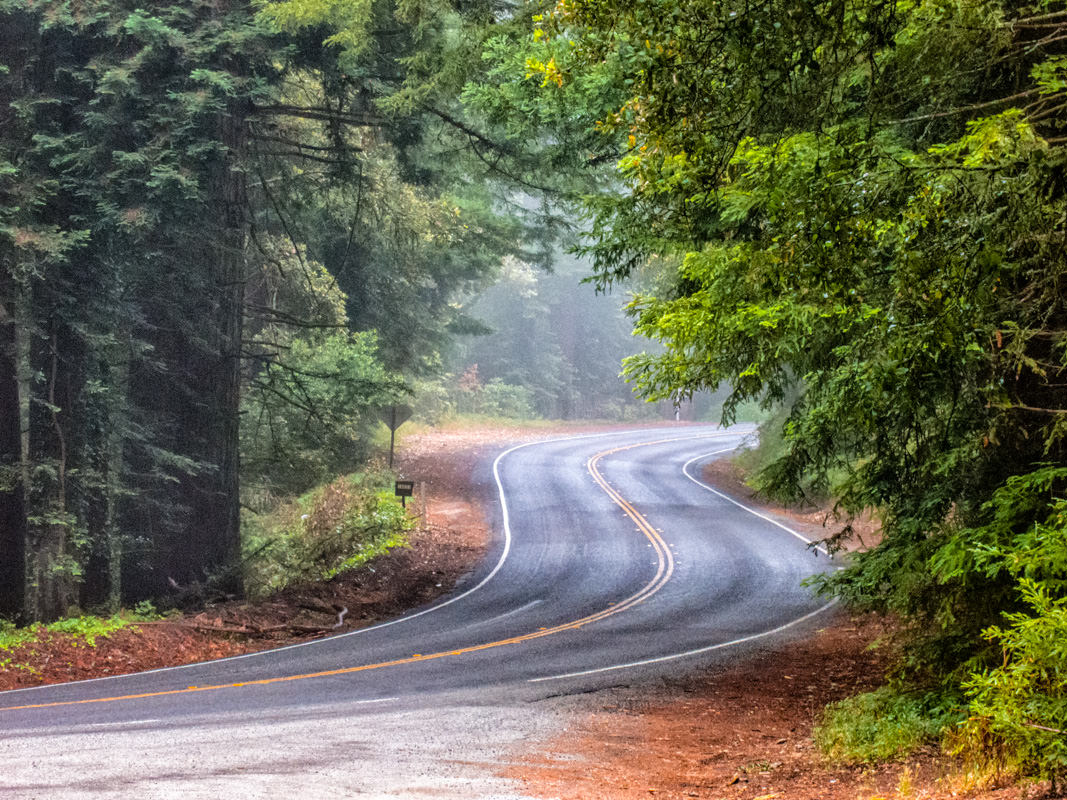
[530,446,838,683]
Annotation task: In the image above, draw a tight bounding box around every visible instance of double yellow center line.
[0,433,723,713]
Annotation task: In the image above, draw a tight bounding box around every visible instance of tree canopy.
[0,0,527,620]
[4,0,1067,779]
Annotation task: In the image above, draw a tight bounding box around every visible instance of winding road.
[0,425,836,799]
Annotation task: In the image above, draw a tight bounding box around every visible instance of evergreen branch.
[1006,9,1067,25]
[244,304,347,330]
[257,150,357,166]
[255,104,385,128]
[996,402,1067,415]
[1025,722,1066,735]
[249,134,363,154]
[889,89,1038,125]
[421,105,517,156]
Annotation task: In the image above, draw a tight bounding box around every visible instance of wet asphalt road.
[0,425,836,798]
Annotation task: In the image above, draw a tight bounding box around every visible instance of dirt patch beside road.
[511,616,937,800]
[511,617,1032,799]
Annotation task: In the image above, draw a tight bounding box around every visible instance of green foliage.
[0,619,36,652]
[451,252,659,420]
[0,0,288,616]
[954,498,1067,783]
[242,325,406,495]
[815,686,964,764]
[480,379,538,419]
[731,400,843,505]
[242,474,413,599]
[2,0,528,620]
[962,580,1067,784]
[420,367,539,420]
[0,610,156,653]
[43,615,132,648]
[520,0,1067,698]
[410,379,456,425]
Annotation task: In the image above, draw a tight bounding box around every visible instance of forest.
[0,0,620,625]
[2,0,1067,784]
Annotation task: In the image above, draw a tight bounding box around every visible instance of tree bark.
[25,313,81,621]
[209,97,248,597]
[0,277,26,620]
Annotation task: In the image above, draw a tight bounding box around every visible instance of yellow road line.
[1,432,732,713]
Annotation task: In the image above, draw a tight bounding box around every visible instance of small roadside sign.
[378,405,413,431]
[378,404,414,467]
[395,480,415,507]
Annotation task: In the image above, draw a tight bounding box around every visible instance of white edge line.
[0,424,744,698]
[528,601,837,682]
[530,443,838,684]
[681,450,830,556]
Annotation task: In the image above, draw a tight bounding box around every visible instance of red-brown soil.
[511,615,1010,800]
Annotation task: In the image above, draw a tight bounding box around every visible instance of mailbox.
[394,480,415,506]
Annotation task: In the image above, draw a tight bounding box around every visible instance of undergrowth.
[815,685,964,764]
[0,604,161,673]
[242,472,413,599]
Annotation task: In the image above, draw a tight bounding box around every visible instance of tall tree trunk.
[172,97,248,598]
[211,98,248,597]
[81,329,129,613]
[25,316,81,621]
[105,334,129,613]
[0,276,26,620]
[15,281,35,621]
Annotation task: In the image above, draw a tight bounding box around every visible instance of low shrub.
[480,379,537,418]
[815,685,963,763]
[0,605,160,655]
[932,485,1067,790]
[958,579,1067,790]
[243,474,413,599]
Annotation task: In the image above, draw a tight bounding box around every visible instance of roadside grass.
[242,472,414,600]
[0,604,162,676]
[814,685,964,764]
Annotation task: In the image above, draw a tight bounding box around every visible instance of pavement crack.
[527,683,631,702]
